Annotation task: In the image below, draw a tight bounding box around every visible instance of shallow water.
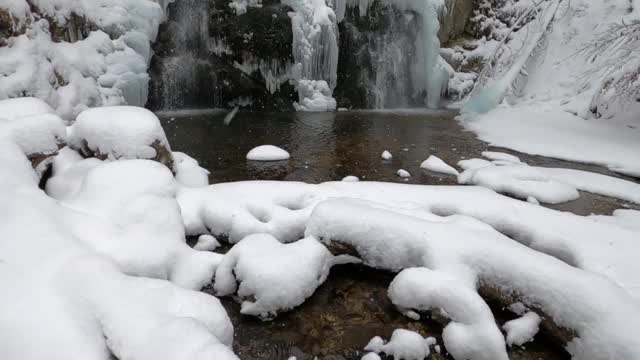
[159,110,637,215]
[163,110,634,360]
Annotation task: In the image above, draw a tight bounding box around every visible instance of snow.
[0,102,237,360]
[481,151,521,164]
[246,145,291,161]
[360,353,381,360]
[457,155,640,204]
[194,234,221,252]
[381,150,392,160]
[503,312,541,347]
[293,80,337,112]
[173,152,210,187]
[420,155,459,176]
[364,329,435,360]
[460,0,640,177]
[68,106,171,161]
[213,234,357,319]
[0,0,167,119]
[283,0,339,110]
[342,175,360,182]
[461,105,640,178]
[396,169,411,178]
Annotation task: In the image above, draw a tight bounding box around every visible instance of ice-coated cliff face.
[1,0,471,113]
[149,0,460,111]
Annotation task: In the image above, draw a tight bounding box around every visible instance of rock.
[439,0,475,45]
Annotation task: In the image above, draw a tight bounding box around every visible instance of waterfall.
[148,0,218,110]
[335,0,449,109]
[146,0,451,110]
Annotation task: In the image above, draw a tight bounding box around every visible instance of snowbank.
[0,99,237,360]
[68,106,173,165]
[0,0,167,119]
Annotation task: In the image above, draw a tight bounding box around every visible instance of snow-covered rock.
[194,234,221,252]
[246,145,290,161]
[381,150,392,160]
[213,234,357,319]
[458,156,640,204]
[503,312,541,347]
[420,155,459,176]
[364,329,436,360]
[68,106,173,167]
[396,169,411,178]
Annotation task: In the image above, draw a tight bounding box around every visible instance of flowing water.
[161,110,636,359]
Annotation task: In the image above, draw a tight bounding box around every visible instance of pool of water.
[162,110,635,360]
[159,110,637,215]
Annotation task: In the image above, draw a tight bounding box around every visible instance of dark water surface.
[161,110,635,360]
[159,110,637,215]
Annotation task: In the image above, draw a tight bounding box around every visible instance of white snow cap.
[173,151,210,187]
[68,106,171,161]
[503,312,541,347]
[194,234,221,252]
[342,175,360,182]
[458,155,640,204]
[397,169,411,178]
[420,155,459,176]
[364,329,436,360]
[381,150,393,160]
[246,145,290,161]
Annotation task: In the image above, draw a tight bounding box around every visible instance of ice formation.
[396,169,411,178]
[0,0,167,119]
[213,234,357,319]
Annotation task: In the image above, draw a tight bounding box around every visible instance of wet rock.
[147,0,297,111]
[439,0,475,45]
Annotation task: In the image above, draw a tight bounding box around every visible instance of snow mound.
[458,161,580,204]
[174,151,210,187]
[68,106,172,165]
[0,0,166,118]
[503,312,541,347]
[246,145,290,161]
[0,106,236,360]
[213,234,357,319]
[396,169,411,178]
[342,175,360,182]
[420,155,459,176]
[364,329,437,360]
[458,156,640,204]
[194,234,221,252]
